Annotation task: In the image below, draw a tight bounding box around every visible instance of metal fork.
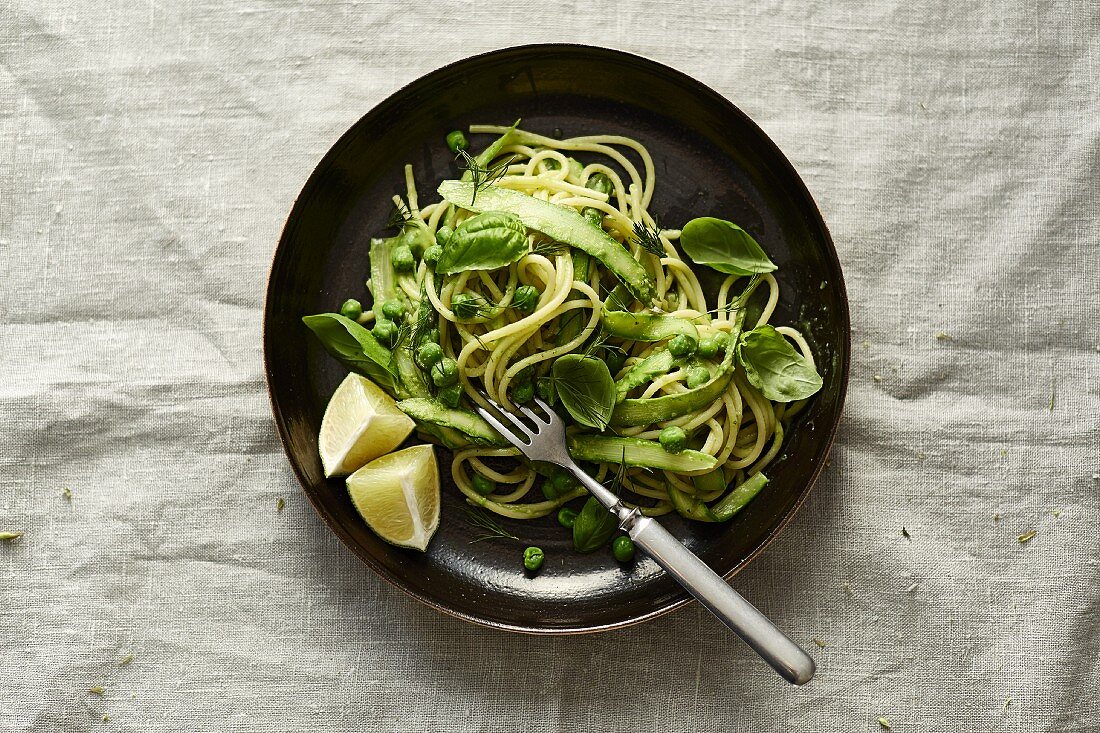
[475,396,816,685]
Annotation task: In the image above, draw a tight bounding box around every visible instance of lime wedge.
[346,444,440,551]
[318,373,414,478]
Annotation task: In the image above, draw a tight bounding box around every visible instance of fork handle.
[566,466,815,685]
[628,516,815,685]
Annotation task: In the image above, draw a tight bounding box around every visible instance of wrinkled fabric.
[2,2,1098,731]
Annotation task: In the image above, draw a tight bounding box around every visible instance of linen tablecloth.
[3,2,1098,730]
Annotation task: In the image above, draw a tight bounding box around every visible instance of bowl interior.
[264,45,849,633]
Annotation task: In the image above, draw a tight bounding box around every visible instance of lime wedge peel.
[346,444,440,551]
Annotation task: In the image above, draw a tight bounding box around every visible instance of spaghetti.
[373,125,816,521]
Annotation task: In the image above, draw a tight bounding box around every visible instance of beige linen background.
[2,1,1098,731]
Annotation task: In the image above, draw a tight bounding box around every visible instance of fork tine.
[483,397,536,438]
[532,397,558,424]
[518,405,548,426]
[474,404,529,447]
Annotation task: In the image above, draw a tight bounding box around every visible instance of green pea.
[557,507,578,529]
[451,292,486,321]
[523,546,544,572]
[512,381,535,404]
[422,244,443,266]
[698,331,731,359]
[392,244,415,272]
[543,158,561,171]
[437,383,462,408]
[431,357,459,387]
[542,469,578,500]
[470,472,495,495]
[553,470,579,493]
[612,535,635,562]
[585,172,613,196]
[696,336,719,359]
[583,207,603,226]
[668,334,698,358]
[686,366,711,389]
[419,328,441,346]
[446,130,468,154]
[381,299,405,322]
[450,292,472,315]
[513,284,539,314]
[659,425,687,454]
[605,350,627,376]
[396,225,427,257]
[535,378,556,406]
[416,341,444,370]
[372,318,397,346]
[339,298,362,321]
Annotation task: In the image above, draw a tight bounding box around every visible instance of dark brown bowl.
[264,44,849,634]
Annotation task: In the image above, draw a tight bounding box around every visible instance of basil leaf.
[551,354,616,430]
[572,497,618,553]
[302,313,398,393]
[679,217,777,276]
[736,325,822,402]
[435,211,528,275]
